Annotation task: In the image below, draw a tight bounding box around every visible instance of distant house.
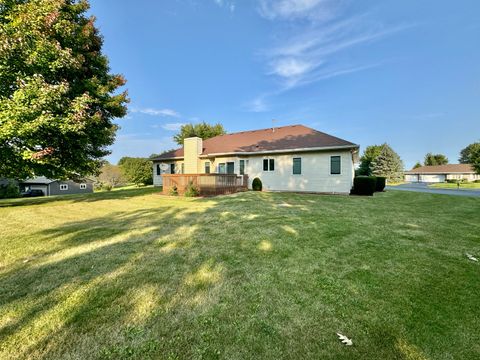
[151,125,359,194]
[405,164,480,183]
[19,177,94,196]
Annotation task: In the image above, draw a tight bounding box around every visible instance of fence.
[162,174,249,196]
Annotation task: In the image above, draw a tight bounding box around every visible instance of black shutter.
[331,156,341,174]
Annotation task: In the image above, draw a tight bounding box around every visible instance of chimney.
[183,137,203,174]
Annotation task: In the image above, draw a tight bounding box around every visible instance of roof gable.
[153,125,357,160]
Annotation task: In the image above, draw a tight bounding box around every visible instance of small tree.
[424,153,448,166]
[97,163,125,188]
[413,162,422,169]
[372,144,404,182]
[459,142,480,164]
[358,145,383,176]
[119,157,153,186]
[173,122,225,145]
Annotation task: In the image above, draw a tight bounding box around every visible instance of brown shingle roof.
[152,125,358,160]
[405,164,475,174]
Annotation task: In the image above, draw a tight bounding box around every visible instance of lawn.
[428,182,480,189]
[0,189,479,360]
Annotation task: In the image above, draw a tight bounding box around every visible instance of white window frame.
[59,184,68,191]
[263,158,275,172]
[79,184,87,190]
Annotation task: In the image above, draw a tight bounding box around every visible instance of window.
[80,184,87,190]
[227,162,234,174]
[181,163,184,174]
[239,160,245,175]
[218,163,226,174]
[330,156,341,175]
[293,158,301,175]
[170,163,175,174]
[205,162,210,174]
[263,158,275,171]
[60,184,68,191]
[156,164,161,175]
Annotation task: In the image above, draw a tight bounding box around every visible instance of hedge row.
[351,176,386,196]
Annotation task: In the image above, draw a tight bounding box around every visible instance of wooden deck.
[162,174,249,196]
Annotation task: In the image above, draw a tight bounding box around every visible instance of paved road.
[386,183,480,197]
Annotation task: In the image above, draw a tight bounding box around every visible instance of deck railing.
[162,174,248,196]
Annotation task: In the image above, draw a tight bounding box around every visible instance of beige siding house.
[152,125,359,194]
[405,164,480,183]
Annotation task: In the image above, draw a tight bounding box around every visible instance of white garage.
[405,173,445,183]
[404,164,478,183]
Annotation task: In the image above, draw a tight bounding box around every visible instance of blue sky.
[89,0,480,169]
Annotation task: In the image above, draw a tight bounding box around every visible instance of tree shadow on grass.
[1,191,479,359]
[0,187,158,208]
[0,200,223,359]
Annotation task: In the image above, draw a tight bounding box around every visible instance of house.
[151,125,359,194]
[404,164,480,183]
[19,177,94,196]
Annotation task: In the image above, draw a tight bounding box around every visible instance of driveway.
[386,182,480,197]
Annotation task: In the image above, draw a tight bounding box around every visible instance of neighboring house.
[405,164,480,183]
[19,177,94,196]
[151,125,359,194]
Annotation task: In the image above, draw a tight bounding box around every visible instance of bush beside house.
[375,177,386,192]
[351,176,377,196]
[252,178,262,191]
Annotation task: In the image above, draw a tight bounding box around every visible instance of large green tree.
[358,145,383,176]
[0,0,128,180]
[173,122,225,145]
[459,142,480,165]
[424,153,448,166]
[372,143,404,182]
[461,145,480,174]
[471,150,480,175]
[118,157,153,186]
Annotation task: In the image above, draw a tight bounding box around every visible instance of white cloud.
[130,107,180,117]
[258,0,336,21]
[269,58,317,78]
[264,18,410,88]
[248,2,414,111]
[161,123,186,131]
[245,96,269,112]
[214,0,235,12]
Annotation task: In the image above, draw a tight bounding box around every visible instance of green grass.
[428,182,480,189]
[0,188,479,360]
